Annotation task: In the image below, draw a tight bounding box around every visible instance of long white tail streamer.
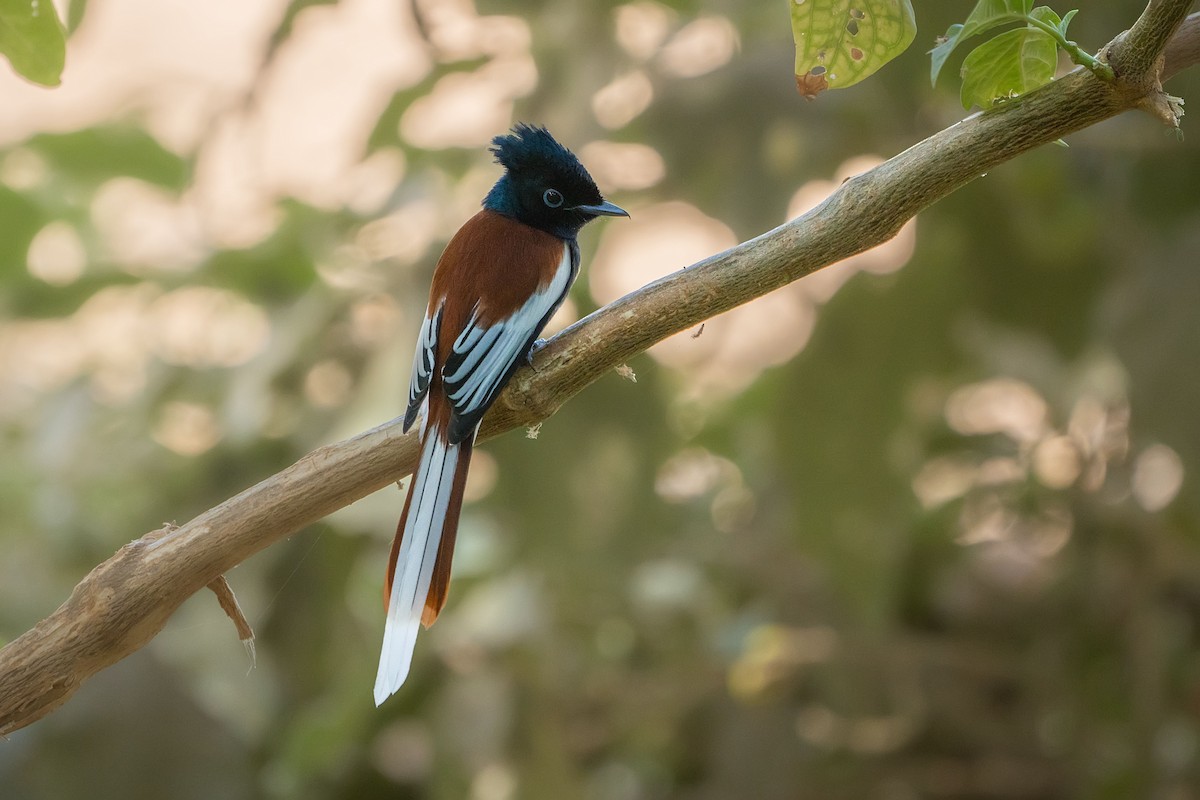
[374,426,459,705]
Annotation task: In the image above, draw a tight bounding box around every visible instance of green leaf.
[963,0,1034,30]
[1057,8,1078,37]
[929,0,1034,85]
[0,0,66,86]
[930,24,963,86]
[959,23,1057,109]
[1030,5,1061,29]
[792,0,916,97]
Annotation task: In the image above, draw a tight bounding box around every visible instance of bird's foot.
[525,338,548,370]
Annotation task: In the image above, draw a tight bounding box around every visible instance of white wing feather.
[443,246,573,424]
[404,306,442,429]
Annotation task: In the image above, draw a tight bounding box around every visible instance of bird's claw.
[525,338,548,370]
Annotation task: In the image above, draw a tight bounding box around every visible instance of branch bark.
[2,3,1197,736]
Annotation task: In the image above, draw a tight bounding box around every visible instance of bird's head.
[483,124,628,239]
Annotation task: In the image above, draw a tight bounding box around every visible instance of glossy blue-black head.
[483,124,627,239]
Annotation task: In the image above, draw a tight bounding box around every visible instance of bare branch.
[1112,1,1195,81]
[2,3,1198,736]
[1105,3,1196,126]
[1164,12,1200,79]
[1,425,419,734]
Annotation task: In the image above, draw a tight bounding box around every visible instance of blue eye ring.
[543,188,564,208]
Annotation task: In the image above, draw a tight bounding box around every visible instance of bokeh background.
[2,1,1199,798]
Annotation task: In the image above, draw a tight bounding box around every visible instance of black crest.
[483,124,614,238]
[489,124,595,191]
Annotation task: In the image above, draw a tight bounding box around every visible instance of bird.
[374,124,628,705]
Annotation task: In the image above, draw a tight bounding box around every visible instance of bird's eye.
[542,189,564,208]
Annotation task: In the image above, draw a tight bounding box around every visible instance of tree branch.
[1114,0,1194,80]
[1164,11,1200,79]
[2,2,1197,736]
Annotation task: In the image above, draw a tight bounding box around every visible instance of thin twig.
[207,577,254,645]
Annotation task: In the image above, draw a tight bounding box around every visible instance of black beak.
[574,200,629,218]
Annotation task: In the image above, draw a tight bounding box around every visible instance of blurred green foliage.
[0,0,66,86]
[1,1,1199,799]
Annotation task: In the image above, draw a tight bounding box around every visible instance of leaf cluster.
[930,0,1110,109]
[790,0,1112,109]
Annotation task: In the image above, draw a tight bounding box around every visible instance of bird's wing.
[403,305,442,431]
[441,244,574,442]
